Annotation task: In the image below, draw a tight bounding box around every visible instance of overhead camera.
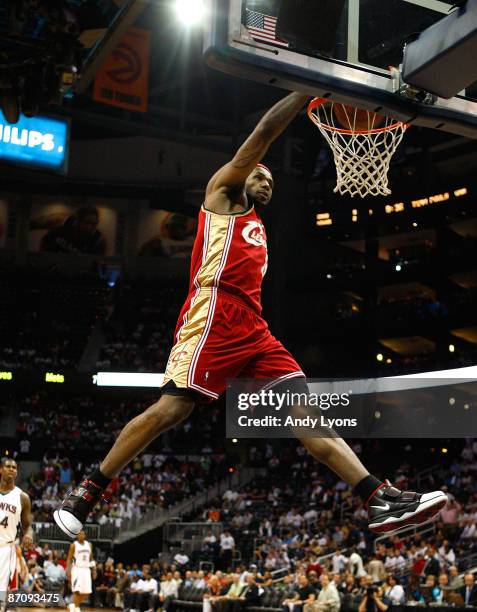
[0,0,85,123]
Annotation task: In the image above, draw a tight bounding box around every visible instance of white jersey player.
[66,530,95,612]
[0,458,33,612]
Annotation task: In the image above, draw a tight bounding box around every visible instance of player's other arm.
[206,92,310,196]
[20,492,34,549]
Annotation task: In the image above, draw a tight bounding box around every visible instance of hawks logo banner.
[93,27,151,112]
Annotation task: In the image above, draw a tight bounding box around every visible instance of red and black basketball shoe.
[53,479,105,538]
[367,481,447,534]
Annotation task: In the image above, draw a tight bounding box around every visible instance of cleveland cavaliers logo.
[242,221,266,247]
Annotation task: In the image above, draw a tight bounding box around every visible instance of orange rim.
[307,97,408,135]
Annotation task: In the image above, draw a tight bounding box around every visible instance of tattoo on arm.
[207,92,310,194]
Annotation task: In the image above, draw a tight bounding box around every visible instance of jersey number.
[0,516,8,528]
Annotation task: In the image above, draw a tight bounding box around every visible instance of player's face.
[77,214,99,235]
[245,168,274,206]
[78,530,86,543]
[0,460,17,483]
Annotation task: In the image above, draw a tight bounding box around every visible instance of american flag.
[245,9,289,48]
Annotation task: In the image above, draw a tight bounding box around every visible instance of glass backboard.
[203,0,477,138]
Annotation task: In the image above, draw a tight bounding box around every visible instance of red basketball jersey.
[185,204,267,315]
[164,204,304,399]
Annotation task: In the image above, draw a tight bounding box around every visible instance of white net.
[308,100,408,198]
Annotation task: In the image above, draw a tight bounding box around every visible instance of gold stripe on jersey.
[163,212,233,391]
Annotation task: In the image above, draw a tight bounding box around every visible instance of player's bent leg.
[100,393,195,477]
[54,393,195,538]
[281,378,447,534]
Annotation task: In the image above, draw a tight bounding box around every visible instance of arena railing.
[271,567,289,583]
[373,521,436,552]
[163,521,223,548]
[415,464,443,488]
[458,553,477,572]
[34,522,118,542]
[115,467,264,544]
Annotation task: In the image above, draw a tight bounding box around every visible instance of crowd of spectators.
[15,545,477,612]
[96,284,183,372]
[190,439,477,574]
[13,388,224,460]
[0,269,108,370]
[27,448,228,526]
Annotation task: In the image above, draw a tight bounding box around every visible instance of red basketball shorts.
[162,289,305,401]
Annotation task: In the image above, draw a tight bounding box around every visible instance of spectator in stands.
[93,561,116,607]
[24,558,45,594]
[438,539,456,567]
[440,498,461,538]
[423,547,440,576]
[367,554,385,584]
[173,550,190,568]
[25,541,42,565]
[19,438,31,457]
[215,574,244,612]
[331,551,347,574]
[384,549,406,574]
[461,519,476,540]
[277,575,297,599]
[348,548,365,578]
[282,574,316,612]
[410,553,426,579]
[59,459,72,487]
[44,553,66,594]
[448,565,463,589]
[124,574,141,611]
[358,580,388,612]
[234,574,262,611]
[331,575,343,593]
[259,519,273,538]
[204,530,217,549]
[127,570,157,612]
[156,571,179,611]
[107,563,128,608]
[203,576,223,612]
[194,571,207,590]
[383,575,405,606]
[421,574,441,605]
[434,573,451,605]
[460,573,477,607]
[220,531,235,571]
[306,573,340,612]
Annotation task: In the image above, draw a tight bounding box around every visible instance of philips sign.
[0,111,69,173]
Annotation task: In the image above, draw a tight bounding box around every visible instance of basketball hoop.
[308,98,408,198]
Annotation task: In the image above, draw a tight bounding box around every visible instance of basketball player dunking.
[54,92,447,538]
[0,458,33,612]
[66,530,95,612]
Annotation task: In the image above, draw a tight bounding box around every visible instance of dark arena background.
[1,2,477,612]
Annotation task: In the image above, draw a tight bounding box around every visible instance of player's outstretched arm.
[207,92,309,195]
